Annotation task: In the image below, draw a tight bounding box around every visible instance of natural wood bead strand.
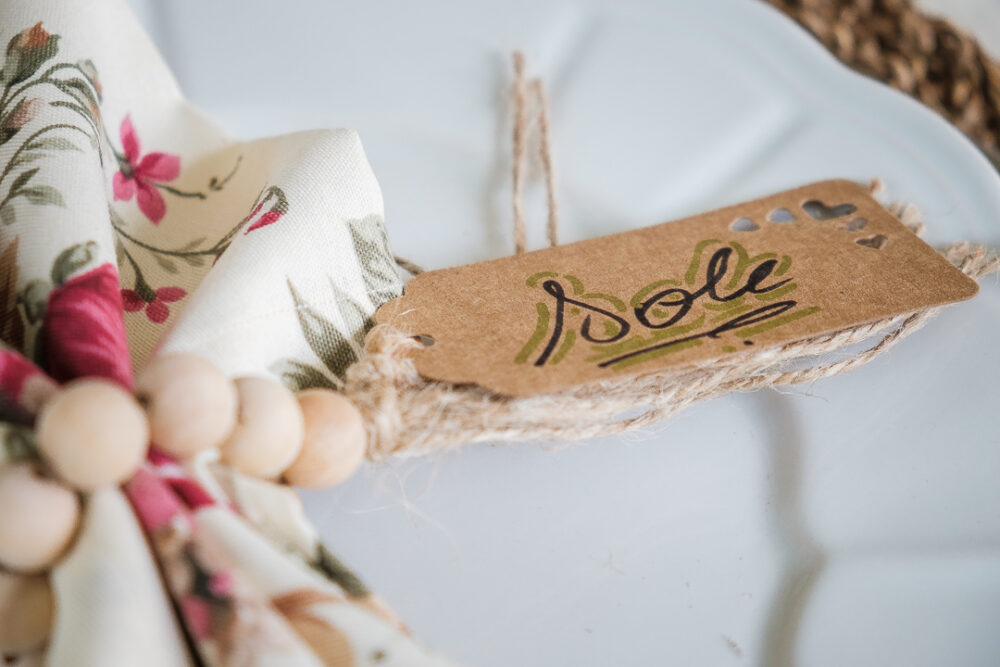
[283,389,367,488]
[220,376,305,478]
[0,463,79,572]
[36,378,149,491]
[137,353,237,459]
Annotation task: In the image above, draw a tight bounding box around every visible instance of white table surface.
[127,1,1000,665]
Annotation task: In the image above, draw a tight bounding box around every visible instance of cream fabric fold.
[0,0,448,663]
[48,488,191,667]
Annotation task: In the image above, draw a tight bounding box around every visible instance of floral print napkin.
[0,0,452,664]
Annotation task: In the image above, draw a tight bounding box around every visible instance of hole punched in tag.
[413,334,436,347]
[802,199,857,220]
[767,208,796,223]
[730,217,759,232]
[856,234,888,250]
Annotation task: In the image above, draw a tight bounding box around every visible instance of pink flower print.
[240,185,288,235]
[125,468,188,534]
[180,595,214,640]
[208,572,234,598]
[244,199,284,234]
[121,285,186,323]
[112,115,181,224]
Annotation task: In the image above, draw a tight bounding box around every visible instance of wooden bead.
[36,379,149,491]
[283,389,366,488]
[137,353,237,459]
[219,376,304,478]
[0,463,79,572]
[0,570,53,653]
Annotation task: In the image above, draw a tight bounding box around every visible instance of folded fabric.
[0,0,452,663]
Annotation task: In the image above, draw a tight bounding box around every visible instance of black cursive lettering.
[635,248,791,329]
[598,301,797,368]
[535,280,631,366]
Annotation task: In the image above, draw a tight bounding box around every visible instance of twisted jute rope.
[511,52,560,252]
[347,55,1000,461]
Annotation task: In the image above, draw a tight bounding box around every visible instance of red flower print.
[41,263,133,388]
[3,23,58,85]
[14,22,52,50]
[121,285,186,323]
[112,115,180,224]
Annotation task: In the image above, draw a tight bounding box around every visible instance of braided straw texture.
[767,0,1000,168]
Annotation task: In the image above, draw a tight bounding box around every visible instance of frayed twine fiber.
[345,179,999,460]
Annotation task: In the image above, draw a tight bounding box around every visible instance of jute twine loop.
[348,52,1000,461]
[511,52,559,252]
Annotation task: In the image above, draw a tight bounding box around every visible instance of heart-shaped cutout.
[767,208,795,223]
[856,234,888,250]
[802,199,857,220]
[730,217,759,232]
[840,217,868,231]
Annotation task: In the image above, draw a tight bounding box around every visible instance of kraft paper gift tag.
[378,180,977,396]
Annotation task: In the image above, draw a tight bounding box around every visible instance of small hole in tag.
[730,217,759,232]
[413,334,436,347]
[856,234,888,250]
[802,199,857,220]
[841,217,868,231]
[767,208,796,223]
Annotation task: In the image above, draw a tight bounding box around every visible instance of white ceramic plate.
[132,1,1000,664]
